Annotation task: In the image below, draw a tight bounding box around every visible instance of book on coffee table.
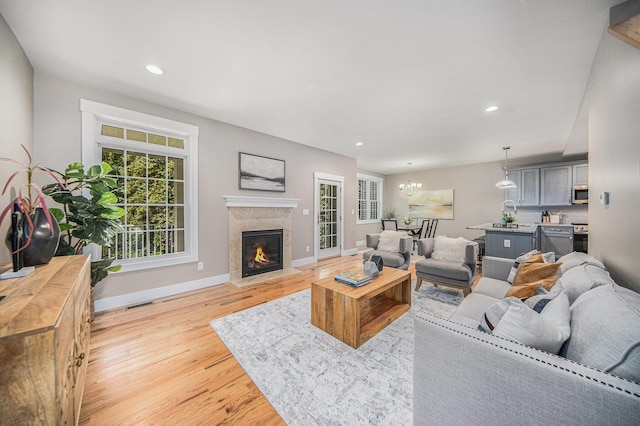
[334,271,372,287]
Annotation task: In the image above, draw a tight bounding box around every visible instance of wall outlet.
[503,240,511,248]
[306,246,310,252]
[197,261,204,271]
[302,209,309,215]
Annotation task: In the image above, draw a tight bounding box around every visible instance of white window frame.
[80,99,199,272]
[357,173,383,224]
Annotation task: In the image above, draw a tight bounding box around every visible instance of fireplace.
[242,229,284,278]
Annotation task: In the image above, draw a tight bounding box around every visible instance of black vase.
[5,208,61,267]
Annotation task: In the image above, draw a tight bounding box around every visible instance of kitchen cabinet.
[0,256,91,425]
[573,163,588,186]
[506,168,539,206]
[485,231,536,259]
[539,225,573,258]
[540,165,573,206]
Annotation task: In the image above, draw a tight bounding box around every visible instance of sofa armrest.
[365,233,380,249]
[413,314,640,425]
[481,256,514,281]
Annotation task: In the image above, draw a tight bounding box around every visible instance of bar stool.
[473,236,486,268]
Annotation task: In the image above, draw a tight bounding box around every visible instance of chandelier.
[398,162,422,196]
[495,146,517,189]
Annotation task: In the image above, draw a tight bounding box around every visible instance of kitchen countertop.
[467,223,538,234]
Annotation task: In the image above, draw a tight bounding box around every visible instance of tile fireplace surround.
[223,196,300,283]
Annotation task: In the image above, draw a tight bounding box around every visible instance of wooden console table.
[311,268,411,348]
[0,255,91,425]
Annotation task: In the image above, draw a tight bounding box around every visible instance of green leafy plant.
[43,162,125,286]
[0,144,62,252]
[383,206,397,220]
[503,213,516,223]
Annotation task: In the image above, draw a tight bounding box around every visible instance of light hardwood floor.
[79,255,475,424]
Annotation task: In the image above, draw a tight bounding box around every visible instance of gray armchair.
[414,238,478,296]
[362,233,413,270]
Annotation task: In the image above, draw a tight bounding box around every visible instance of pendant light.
[398,162,422,196]
[495,147,517,189]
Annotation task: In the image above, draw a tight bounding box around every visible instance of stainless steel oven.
[572,223,588,253]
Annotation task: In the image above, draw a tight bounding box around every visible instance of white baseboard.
[341,247,358,256]
[94,273,230,312]
[356,239,366,247]
[292,256,315,267]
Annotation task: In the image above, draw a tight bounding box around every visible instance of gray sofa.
[414,253,640,425]
[362,232,413,270]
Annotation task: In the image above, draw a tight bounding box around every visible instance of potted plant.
[383,206,397,220]
[1,145,63,268]
[43,162,124,286]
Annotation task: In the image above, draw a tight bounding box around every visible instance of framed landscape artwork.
[239,152,286,192]
[408,189,454,219]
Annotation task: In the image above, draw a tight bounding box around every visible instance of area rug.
[209,285,463,425]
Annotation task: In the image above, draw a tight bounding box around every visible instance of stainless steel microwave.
[573,185,588,204]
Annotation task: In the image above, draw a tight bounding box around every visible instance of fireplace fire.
[242,229,283,277]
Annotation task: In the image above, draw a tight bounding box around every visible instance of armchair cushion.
[415,258,473,282]
[431,236,469,262]
[376,230,407,253]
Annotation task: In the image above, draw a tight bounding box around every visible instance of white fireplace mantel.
[223,195,300,208]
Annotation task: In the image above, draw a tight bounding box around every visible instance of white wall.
[588,30,640,292]
[32,73,358,301]
[0,14,33,264]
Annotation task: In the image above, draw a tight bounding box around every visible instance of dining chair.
[381,219,398,231]
[426,219,438,238]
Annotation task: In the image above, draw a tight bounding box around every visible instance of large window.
[357,173,383,224]
[81,100,199,272]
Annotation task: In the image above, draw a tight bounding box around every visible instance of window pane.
[168,157,184,180]
[168,137,184,149]
[103,148,124,175]
[169,206,184,228]
[127,206,147,226]
[127,129,147,143]
[148,133,167,146]
[148,154,166,179]
[149,206,167,227]
[126,152,147,177]
[126,178,147,203]
[148,180,167,204]
[101,125,124,139]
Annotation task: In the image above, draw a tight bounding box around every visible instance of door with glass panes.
[316,179,341,259]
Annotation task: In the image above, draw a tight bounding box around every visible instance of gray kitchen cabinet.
[505,168,539,206]
[539,225,573,258]
[485,231,536,259]
[573,163,588,186]
[540,165,573,206]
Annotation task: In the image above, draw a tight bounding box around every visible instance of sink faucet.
[501,200,517,217]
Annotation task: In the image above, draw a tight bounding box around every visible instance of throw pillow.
[491,292,571,354]
[557,251,606,275]
[512,254,562,286]
[376,230,406,253]
[524,284,564,313]
[555,264,616,305]
[431,235,468,263]
[507,250,555,284]
[504,276,559,299]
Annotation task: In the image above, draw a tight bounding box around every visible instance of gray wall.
[588,31,640,292]
[32,73,358,300]
[0,14,33,264]
[385,161,508,241]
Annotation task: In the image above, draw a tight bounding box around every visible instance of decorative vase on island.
[5,208,60,267]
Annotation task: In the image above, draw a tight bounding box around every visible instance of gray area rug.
[210,284,463,425]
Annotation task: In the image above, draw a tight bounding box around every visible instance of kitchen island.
[467,223,538,259]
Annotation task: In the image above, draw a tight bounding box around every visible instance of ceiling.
[0,0,620,174]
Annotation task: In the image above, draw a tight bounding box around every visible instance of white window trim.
[357,173,383,225]
[80,99,199,272]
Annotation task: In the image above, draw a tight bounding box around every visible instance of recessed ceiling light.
[146,64,164,75]
[355,141,364,146]
[485,105,499,112]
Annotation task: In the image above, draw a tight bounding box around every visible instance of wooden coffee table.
[310,268,411,348]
